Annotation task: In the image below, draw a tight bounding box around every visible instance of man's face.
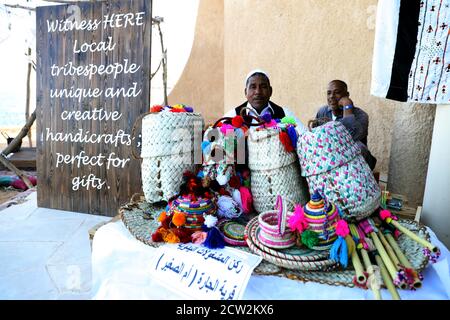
[327,81,348,111]
[245,74,272,111]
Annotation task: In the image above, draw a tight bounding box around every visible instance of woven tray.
[120,198,431,288]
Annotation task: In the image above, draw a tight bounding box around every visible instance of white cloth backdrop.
[91,221,450,300]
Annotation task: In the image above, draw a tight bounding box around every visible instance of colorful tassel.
[329,219,350,267]
[330,236,348,267]
[279,131,294,152]
[203,226,225,249]
[286,125,298,149]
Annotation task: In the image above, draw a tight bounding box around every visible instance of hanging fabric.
[371,0,450,103]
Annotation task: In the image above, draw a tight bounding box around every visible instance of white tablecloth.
[91,221,450,300]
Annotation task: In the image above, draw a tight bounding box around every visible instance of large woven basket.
[298,121,381,220]
[248,128,310,213]
[138,112,204,203]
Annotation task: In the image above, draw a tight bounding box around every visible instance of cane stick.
[361,225,400,300]
[377,231,408,289]
[348,224,367,285]
[385,232,422,289]
[349,224,379,299]
[359,219,398,285]
[374,254,401,300]
[379,210,439,254]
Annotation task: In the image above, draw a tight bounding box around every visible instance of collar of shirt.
[327,105,341,121]
[245,102,274,117]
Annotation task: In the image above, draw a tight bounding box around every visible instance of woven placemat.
[121,198,431,288]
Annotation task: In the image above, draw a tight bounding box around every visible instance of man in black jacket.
[225,69,305,130]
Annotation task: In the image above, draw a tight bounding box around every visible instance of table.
[91,220,450,300]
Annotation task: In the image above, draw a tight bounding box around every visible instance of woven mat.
[121,198,431,288]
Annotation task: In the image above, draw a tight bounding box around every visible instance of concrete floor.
[0,191,110,299]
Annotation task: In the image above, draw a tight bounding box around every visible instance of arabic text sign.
[150,243,262,300]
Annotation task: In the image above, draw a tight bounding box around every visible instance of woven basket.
[135,111,204,203]
[248,127,310,213]
[298,121,381,220]
[246,216,336,270]
[258,196,296,249]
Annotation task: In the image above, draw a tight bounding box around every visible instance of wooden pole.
[0,153,33,189]
[25,47,32,148]
[2,110,36,157]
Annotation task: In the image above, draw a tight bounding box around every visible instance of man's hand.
[337,96,354,116]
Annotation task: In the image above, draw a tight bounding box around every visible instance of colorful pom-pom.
[281,116,296,125]
[150,105,164,112]
[301,230,319,249]
[172,211,186,227]
[158,211,167,223]
[204,214,218,228]
[231,116,244,128]
[288,205,308,233]
[335,220,350,237]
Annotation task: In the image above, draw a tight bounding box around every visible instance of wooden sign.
[36,0,152,216]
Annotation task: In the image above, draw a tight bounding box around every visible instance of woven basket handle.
[239,106,266,126]
[276,195,288,236]
[212,117,233,128]
[131,111,154,160]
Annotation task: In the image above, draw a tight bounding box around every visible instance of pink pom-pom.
[394,229,401,239]
[220,124,234,135]
[380,209,392,221]
[264,119,278,128]
[288,205,308,233]
[335,219,350,237]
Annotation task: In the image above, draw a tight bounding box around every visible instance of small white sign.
[149,243,262,300]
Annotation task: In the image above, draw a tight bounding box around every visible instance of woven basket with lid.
[298,121,381,220]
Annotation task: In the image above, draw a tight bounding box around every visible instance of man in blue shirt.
[315,80,377,170]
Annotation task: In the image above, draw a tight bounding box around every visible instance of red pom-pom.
[215,122,223,127]
[150,105,164,112]
[231,116,244,128]
[229,175,241,189]
[279,131,294,152]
